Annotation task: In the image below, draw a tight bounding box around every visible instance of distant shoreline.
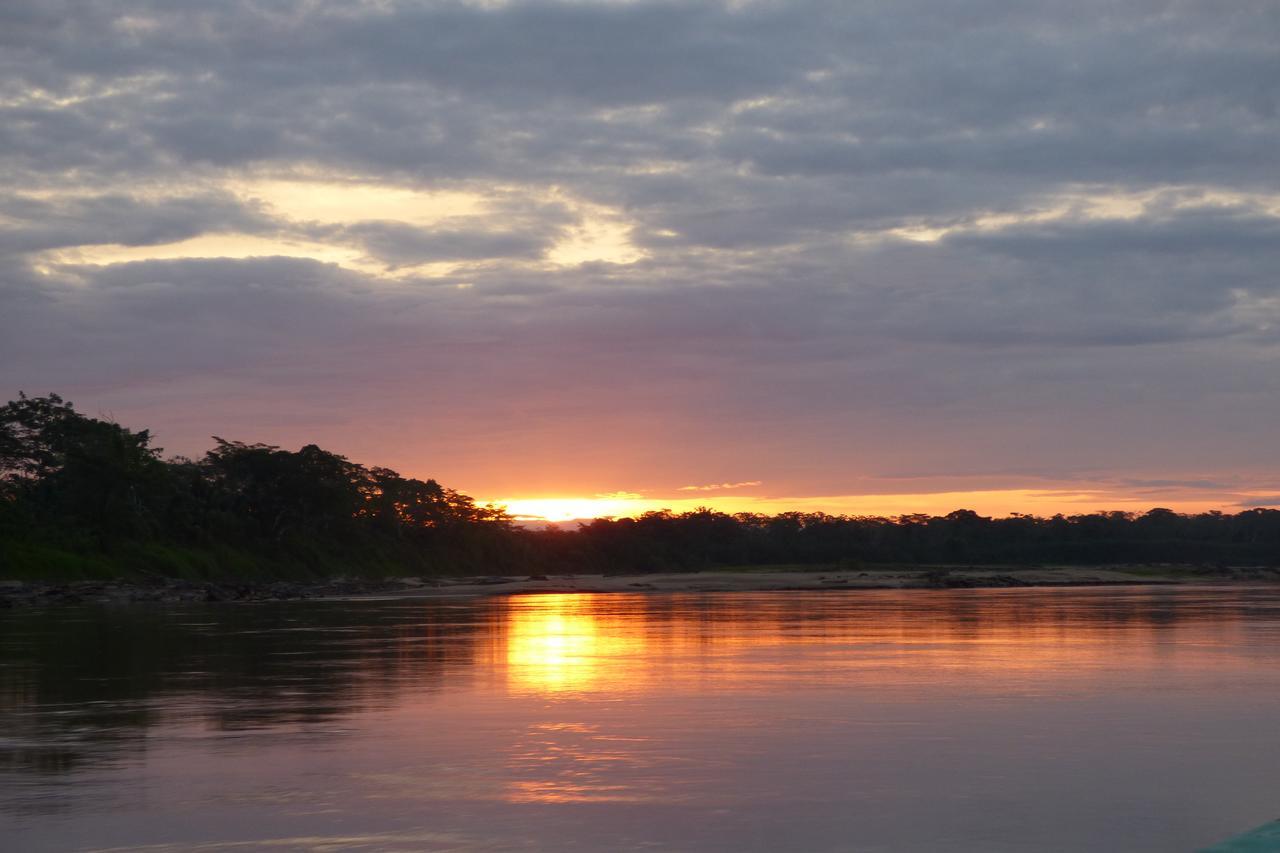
[354,566,1274,599]
[5,565,1279,608]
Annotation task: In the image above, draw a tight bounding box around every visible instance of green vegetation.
[2,393,1278,581]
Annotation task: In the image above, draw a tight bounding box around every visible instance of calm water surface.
[3,586,1280,851]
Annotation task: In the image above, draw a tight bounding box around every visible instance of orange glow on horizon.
[493,489,1262,523]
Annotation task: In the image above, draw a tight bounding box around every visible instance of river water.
[3,586,1279,851]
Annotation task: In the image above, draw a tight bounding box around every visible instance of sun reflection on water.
[500,597,670,804]
[488,587,1260,807]
[503,594,640,694]
[505,722,663,804]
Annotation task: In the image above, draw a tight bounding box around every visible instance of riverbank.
[360,565,1275,598]
[4,565,1278,608]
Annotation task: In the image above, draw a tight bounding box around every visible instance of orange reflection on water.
[488,587,1260,806]
[499,596,672,804]
[503,594,644,694]
[505,722,660,804]
[491,588,1256,698]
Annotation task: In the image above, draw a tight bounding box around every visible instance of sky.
[2,0,1279,521]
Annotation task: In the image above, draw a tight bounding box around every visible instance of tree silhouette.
[1,393,1278,580]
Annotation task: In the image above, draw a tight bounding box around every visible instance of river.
[3,586,1279,851]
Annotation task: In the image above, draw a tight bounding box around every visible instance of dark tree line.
[0,394,513,578]
[547,506,1280,572]
[2,393,1278,579]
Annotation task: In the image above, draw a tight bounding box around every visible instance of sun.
[498,496,650,522]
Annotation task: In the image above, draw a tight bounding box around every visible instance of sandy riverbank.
[5,565,1276,607]
[346,565,1275,600]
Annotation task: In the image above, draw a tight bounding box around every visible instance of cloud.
[337,220,557,265]
[0,191,273,254]
[1238,497,1280,509]
[678,481,763,492]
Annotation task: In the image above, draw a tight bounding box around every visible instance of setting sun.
[498,496,657,522]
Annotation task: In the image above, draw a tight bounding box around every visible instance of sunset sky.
[3,1,1279,521]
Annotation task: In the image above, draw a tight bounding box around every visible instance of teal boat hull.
[1202,820,1280,852]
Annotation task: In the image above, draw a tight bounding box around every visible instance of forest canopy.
[1,394,1277,580]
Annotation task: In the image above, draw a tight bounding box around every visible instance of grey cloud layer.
[0,192,271,254]
[2,0,1279,499]
[6,1,1277,189]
